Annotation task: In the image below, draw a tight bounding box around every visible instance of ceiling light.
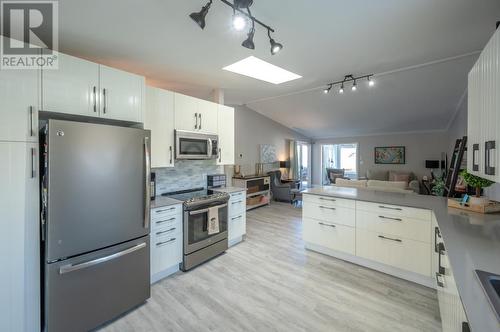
[368,76,375,87]
[189,0,213,30]
[339,83,344,94]
[324,85,332,94]
[241,27,255,49]
[233,0,253,8]
[268,29,283,55]
[351,80,357,91]
[232,13,247,31]
[223,56,302,84]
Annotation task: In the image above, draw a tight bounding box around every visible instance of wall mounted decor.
[260,144,277,163]
[374,146,406,164]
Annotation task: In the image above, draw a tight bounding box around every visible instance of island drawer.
[356,210,431,243]
[356,201,431,221]
[303,194,355,209]
[303,217,355,255]
[303,202,355,227]
[356,228,431,276]
[151,204,182,222]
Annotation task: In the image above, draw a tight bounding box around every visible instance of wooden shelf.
[233,175,271,211]
[247,190,270,197]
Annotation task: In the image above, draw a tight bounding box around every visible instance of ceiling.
[57,0,500,138]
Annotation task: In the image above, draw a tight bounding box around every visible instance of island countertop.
[303,186,500,332]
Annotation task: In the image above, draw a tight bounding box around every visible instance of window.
[321,143,358,184]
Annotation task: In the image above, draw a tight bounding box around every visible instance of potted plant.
[459,170,495,205]
[431,178,445,196]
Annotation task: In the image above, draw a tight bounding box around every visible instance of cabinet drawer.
[356,201,431,221]
[356,228,431,276]
[151,236,182,275]
[303,194,355,209]
[229,196,246,216]
[151,204,182,222]
[356,210,431,243]
[229,213,246,240]
[152,212,181,231]
[152,222,181,239]
[303,202,355,227]
[303,218,355,255]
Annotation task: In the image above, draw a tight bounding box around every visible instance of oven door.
[184,204,228,254]
[175,130,217,160]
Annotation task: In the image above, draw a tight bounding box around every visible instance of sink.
[476,270,500,321]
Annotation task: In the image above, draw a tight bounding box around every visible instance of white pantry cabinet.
[0,56,40,142]
[42,52,144,123]
[0,142,40,332]
[174,93,218,133]
[468,27,500,182]
[217,105,235,165]
[145,87,175,168]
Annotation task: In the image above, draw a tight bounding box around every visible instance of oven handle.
[189,203,228,215]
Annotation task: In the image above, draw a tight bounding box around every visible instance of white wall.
[231,105,309,176]
[311,132,449,185]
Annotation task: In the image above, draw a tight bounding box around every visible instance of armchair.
[326,168,346,184]
[268,170,298,203]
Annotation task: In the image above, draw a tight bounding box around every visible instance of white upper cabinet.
[217,105,235,165]
[468,27,500,182]
[42,52,144,123]
[197,99,218,133]
[99,65,144,123]
[0,53,40,142]
[174,93,218,133]
[42,52,100,117]
[145,87,175,168]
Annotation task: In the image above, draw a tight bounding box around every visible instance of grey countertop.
[303,186,500,332]
[150,196,182,209]
[211,187,247,194]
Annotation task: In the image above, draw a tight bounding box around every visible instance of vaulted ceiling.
[58,0,500,138]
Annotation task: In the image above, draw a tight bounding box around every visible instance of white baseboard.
[305,242,435,289]
[151,264,180,284]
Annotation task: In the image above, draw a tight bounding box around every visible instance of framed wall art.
[374,146,406,164]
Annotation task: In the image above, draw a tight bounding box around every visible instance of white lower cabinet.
[0,142,40,332]
[228,191,247,246]
[150,204,182,283]
[303,194,433,286]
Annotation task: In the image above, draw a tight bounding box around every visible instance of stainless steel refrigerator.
[40,119,151,332]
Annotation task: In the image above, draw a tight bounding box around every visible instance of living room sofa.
[333,169,421,194]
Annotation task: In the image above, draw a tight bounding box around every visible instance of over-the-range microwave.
[175,130,219,160]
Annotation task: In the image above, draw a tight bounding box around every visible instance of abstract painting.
[260,144,277,163]
[374,146,406,164]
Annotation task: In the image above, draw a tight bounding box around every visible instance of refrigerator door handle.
[59,242,147,274]
[144,136,151,229]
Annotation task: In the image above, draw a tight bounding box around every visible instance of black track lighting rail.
[328,74,373,87]
[219,0,275,33]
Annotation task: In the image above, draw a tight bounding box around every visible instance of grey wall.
[231,105,310,176]
[446,93,500,200]
[311,132,449,185]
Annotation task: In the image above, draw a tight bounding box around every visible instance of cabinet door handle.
[30,147,36,178]
[194,113,198,129]
[232,215,243,220]
[219,148,222,162]
[378,205,402,211]
[472,143,479,171]
[169,146,173,165]
[435,272,444,288]
[378,215,402,222]
[29,106,35,137]
[319,205,336,210]
[199,113,202,130]
[156,217,176,225]
[319,197,336,202]
[438,242,446,274]
[156,238,176,247]
[378,235,402,243]
[318,222,336,228]
[102,88,107,114]
[93,86,97,113]
[485,141,496,175]
[155,207,176,213]
[434,227,441,253]
[232,200,243,204]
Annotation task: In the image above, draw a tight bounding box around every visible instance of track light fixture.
[322,74,375,95]
[189,0,283,54]
[189,0,213,30]
[242,20,256,49]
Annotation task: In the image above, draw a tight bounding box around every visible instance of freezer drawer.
[44,236,150,332]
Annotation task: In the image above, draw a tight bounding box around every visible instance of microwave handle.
[208,138,213,158]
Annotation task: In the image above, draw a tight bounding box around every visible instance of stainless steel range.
[163,188,229,271]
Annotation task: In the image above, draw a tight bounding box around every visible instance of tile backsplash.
[153,160,224,195]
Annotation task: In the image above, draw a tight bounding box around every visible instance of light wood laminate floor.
[99,203,441,332]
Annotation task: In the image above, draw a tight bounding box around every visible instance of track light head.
[232,13,247,31]
[368,76,375,87]
[267,29,283,55]
[339,83,344,94]
[189,1,212,30]
[233,0,253,9]
[324,85,332,94]
[352,80,357,91]
[242,26,255,50]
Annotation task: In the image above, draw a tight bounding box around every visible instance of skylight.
[223,56,302,84]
